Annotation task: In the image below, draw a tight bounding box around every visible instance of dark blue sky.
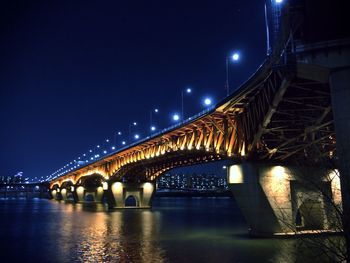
[0,0,267,179]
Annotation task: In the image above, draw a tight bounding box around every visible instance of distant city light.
[151,126,156,131]
[186,88,192,93]
[134,134,140,139]
[173,114,180,121]
[106,139,109,142]
[133,122,137,126]
[117,131,122,135]
[154,108,159,113]
[275,0,283,3]
[204,98,212,106]
[89,149,92,152]
[111,146,115,150]
[103,150,107,154]
[122,141,126,145]
[97,145,100,148]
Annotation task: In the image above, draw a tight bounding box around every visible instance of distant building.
[0,172,27,184]
[157,172,228,191]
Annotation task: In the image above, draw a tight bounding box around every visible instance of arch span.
[111,150,226,182]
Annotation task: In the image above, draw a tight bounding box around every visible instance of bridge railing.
[95,105,216,157]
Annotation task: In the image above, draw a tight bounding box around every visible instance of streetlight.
[232,53,240,61]
[115,131,122,145]
[181,87,192,120]
[129,122,137,140]
[150,108,159,132]
[173,113,180,121]
[203,97,212,106]
[225,51,241,96]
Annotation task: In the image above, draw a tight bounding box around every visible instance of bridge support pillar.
[75,185,104,203]
[103,182,116,209]
[51,189,62,200]
[60,187,78,202]
[60,188,68,201]
[110,182,155,208]
[76,186,85,202]
[330,68,350,247]
[228,162,341,237]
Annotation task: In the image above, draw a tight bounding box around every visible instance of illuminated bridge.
[48,0,349,237]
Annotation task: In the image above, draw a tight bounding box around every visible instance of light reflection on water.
[0,198,344,263]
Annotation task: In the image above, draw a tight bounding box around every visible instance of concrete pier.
[110,182,155,208]
[228,162,341,236]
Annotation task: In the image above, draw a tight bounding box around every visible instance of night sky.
[0,0,267,180]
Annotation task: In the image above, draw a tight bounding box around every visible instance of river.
[0,197,343,262]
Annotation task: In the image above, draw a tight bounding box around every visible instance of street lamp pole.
[181,88,191,120]
[225,56,229,96]
[114,131,122,146]
[150,108,158,132]
[225,51,240,97]
[181,91,184,120]
[129,122,136,141]
[150,110,153,128]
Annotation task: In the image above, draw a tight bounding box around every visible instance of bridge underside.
[116,150,226,182]
[219,63,334,164]
[255,65,334,162]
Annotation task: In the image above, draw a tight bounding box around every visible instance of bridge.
[48,0,350,237]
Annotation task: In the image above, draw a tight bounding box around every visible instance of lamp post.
[181,87,192,120]
[173,113,180,122]
[114,131,122,146]
[203,97,212,106]
[150,108,159,132]
[225,52,240,96]
[129,122,137,141]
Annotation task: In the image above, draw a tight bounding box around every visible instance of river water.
[0,197,343,262]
